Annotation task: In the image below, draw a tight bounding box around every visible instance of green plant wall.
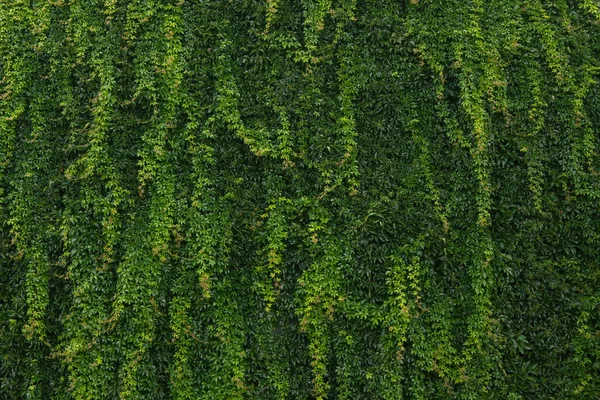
[1,0,599,399]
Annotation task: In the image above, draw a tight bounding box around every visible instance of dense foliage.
[1,0,599,399]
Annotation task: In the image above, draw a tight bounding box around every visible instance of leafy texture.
[1,1,599,399]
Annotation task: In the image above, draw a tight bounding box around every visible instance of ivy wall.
[1,0,599,399]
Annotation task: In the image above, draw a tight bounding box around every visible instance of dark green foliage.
[1,1,599,399]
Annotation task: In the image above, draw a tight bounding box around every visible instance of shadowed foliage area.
[1,1,599,399]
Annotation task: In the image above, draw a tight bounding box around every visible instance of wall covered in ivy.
[1,0,599,399]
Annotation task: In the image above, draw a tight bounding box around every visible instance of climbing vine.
[1,1,599,399]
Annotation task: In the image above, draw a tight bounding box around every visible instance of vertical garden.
[1,0,599,399]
